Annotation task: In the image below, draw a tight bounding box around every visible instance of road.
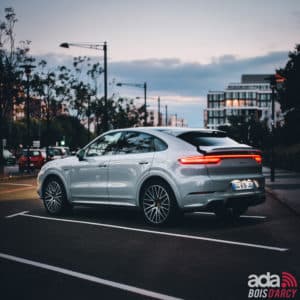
[0,177,299,300]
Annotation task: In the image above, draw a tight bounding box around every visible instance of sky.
[1,0,300,126]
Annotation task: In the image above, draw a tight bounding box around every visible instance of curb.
[265,186,299,216]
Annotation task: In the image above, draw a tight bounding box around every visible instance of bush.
[273,144,300,171]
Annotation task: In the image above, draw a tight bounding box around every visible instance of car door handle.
[98,164,107,168]
[139,161,149,165]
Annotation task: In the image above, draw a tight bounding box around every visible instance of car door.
[69,131,122,202]
[108,131,155,205]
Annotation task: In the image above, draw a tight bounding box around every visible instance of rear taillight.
[178,154,262,165]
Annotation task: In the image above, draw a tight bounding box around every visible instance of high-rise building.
[204,74,282,129]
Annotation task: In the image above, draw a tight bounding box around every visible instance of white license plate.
[231,179,254,191]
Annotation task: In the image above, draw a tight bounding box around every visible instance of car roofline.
[107,127,223,134]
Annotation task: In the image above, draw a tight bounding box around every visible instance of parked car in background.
[18,149,45,172]
[46,146,70,160]
[3,149,17,166]
[37,127,265,226]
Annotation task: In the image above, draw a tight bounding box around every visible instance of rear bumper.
[181,189,265,212]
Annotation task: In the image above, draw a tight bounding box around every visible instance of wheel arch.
[42,171,71,204]
[137,174,181,209]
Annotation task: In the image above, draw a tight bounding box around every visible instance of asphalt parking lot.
[0,178,299,299]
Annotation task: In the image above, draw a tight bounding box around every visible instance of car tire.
[140,179,180,226]
[43,177,72,215]
[232,206,248,218]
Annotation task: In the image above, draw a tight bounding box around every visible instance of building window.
[226,100,232,107]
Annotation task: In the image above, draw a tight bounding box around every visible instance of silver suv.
[37,127,265,226]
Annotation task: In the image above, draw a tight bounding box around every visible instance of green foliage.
[0,6,142,159]
[273,144,300,172]
[218,116,271,149]
[11,115,90,150]
[276,44,300,144]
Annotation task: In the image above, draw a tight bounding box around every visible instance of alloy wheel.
[44,180,63,214]
[143,184,171,224]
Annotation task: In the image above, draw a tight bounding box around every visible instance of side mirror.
[76,149,86,161]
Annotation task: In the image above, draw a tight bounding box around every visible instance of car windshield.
[54,149,62,155]
[177,131,239,147]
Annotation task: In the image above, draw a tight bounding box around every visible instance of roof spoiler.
[197,146,261,155]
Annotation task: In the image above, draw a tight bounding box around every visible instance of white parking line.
[14,212,288,252]
[0,183,33,187]
[240,215,266,219]
[0,252,182,300]
[5,211,29,219]
[193,212,267,219]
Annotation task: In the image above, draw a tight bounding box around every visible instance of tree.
[0,7,31,172]
[276,44,300,144]
[31,61,72,159]
[218,116,271,149]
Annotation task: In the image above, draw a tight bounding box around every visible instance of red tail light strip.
[178,154,262,165]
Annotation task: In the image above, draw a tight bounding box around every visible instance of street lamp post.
[116,81,147,126]
[136,95,161,126]
[20,64,35,172]
[87,94,91,142]
[158,97,161,126]
[265,73,285,182]
[270,79,276,182]
[60,42,108,132]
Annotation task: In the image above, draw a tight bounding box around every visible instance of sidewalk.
[263,167,300,215]
[0,165,38,181]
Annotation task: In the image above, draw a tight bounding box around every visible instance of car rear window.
[177,131,239,147]
[23,150,41,156]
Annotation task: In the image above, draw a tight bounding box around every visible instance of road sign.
[33,140,40,148]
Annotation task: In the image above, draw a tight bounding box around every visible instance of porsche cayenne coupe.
[37,127,265,226]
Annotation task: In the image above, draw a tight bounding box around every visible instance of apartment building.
[204,74,282,129]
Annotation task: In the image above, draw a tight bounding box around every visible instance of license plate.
[231,179,254,191]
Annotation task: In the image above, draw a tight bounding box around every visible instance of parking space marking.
[0,252,182,300]
[15,213,288,252]
[240,215,267,219]
[0,183,33,187]
[193,212,267,219]
[5,211,29,219]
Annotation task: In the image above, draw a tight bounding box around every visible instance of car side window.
[86,132,122,156]
[117,132,155,154]
[154,137,168,151]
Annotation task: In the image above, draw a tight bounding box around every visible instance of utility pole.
[165,105,168,126]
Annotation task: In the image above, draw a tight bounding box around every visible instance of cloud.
[35,50,288,126]
[36,50,288,97]
[109,51,288,97]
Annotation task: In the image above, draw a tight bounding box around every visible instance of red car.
[18,149,45,172]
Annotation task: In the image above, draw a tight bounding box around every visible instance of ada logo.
[248,272,298,299]
[248,273,280,288]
